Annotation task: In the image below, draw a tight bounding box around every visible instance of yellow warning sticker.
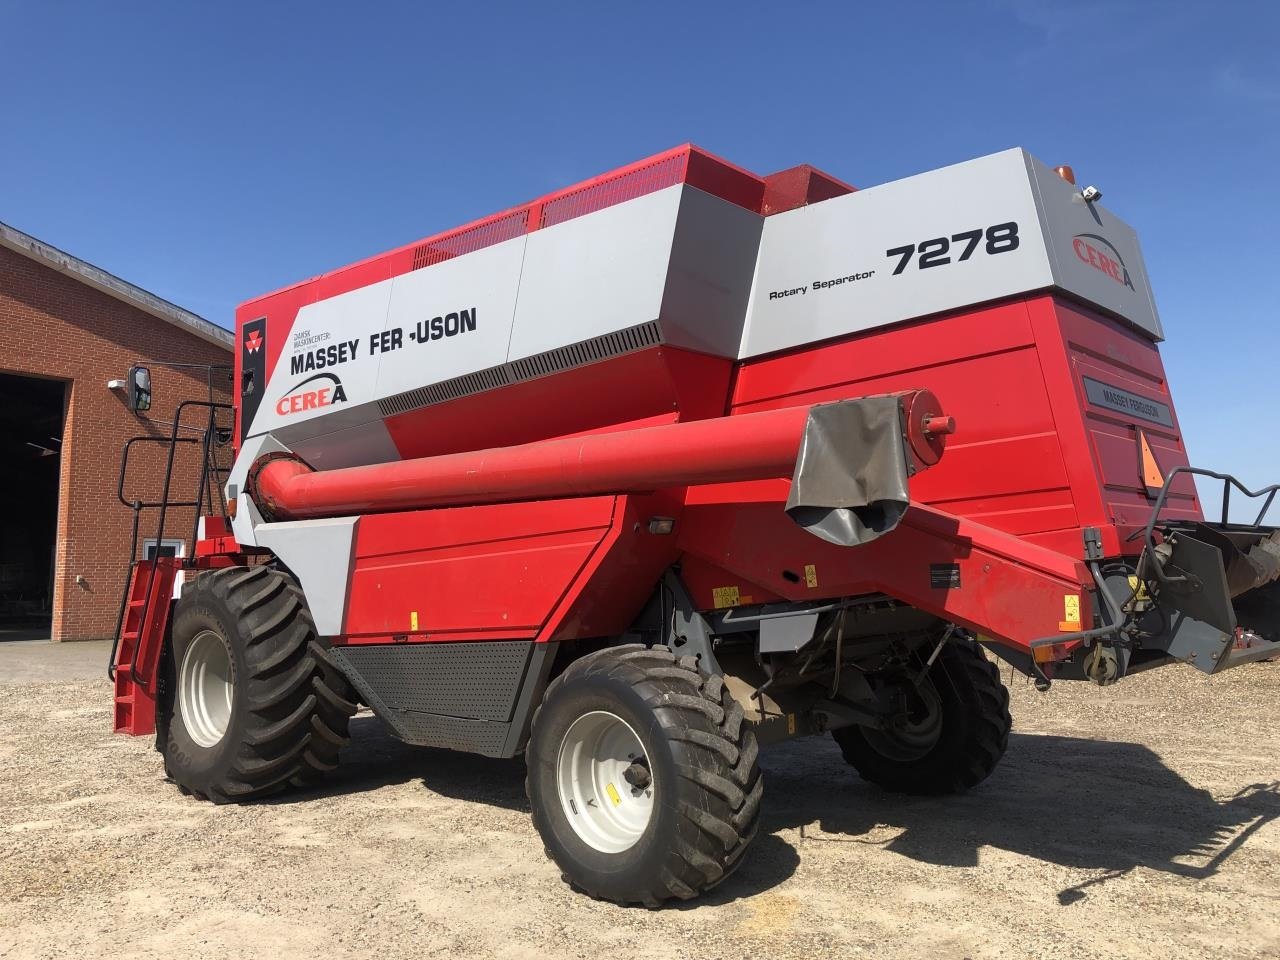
[410,610,419,631]
[786,713,797,735]
[1064,594,1080,621]
[804,564,818,589]
[1059,594,1082,632]
[1127,575,1150,601]
[605,782,622,807]
[712,585,741,608]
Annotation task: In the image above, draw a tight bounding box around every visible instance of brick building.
[0,220,233,642]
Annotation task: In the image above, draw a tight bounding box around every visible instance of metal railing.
[107,399,233,682]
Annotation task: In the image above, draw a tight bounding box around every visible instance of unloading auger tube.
[247,389,954,541]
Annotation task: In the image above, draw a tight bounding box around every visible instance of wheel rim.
[863,681,944,761]
[556,711,655,853]
[178,629,234,749]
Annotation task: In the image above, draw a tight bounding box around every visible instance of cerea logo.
[1072,233,1135,291]
[275,372,348,416]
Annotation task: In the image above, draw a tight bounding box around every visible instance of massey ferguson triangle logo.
[245,330,263,353]
[1073,233,1135,290]
[276,372,348,416]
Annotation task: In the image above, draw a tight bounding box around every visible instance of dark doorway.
[0,371,66,639]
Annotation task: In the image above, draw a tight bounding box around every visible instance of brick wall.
[0,243,232,641]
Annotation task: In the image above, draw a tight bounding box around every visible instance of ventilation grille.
[377,321,663,418]
[410,208,529,271]
[378,364,513,416]
[537,154,688,229]
[508,321,662,382]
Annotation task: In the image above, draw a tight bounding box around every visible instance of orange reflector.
[1034,640,1075,663]
[226,498,238,519]
[1054,165,1076,184]
[1138,429,1165,496]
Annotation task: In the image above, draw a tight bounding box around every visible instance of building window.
[142,539,188,598]
[143,538,185,561]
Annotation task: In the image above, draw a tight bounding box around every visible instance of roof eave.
[0,220,233,351]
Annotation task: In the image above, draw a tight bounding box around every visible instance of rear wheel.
[158,565,358,803]
[526,645,762,906]
[833,635,1010,794]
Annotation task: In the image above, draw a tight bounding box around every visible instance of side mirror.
[127,365,151,412]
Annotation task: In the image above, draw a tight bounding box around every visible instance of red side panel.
[679,500,1090,652]
[730,294,1202,560]
[731,300,1078,538]
[382,347,732,461]
[1028,298,1200,534]
[343,497,618,643]
[343,492,688,646]
[542,492,685,643]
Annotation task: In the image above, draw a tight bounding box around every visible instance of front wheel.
[833,635,1011,795]
[158,565,357,803]
[525,645,762,906]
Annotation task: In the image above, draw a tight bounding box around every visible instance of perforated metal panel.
[331,641,538,757]
[411,208,529,271]
[538,153,687,229]
[508,321,661,382]
[333,641,533,722]
[374,321,662,419]
[378,364,513,417]
[389,714,512,756]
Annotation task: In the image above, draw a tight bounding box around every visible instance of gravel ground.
[1,658,1277,960]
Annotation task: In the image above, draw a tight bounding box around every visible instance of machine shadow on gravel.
[264,715,530,812]
[266,714,803,902]
[268,717,1278,906]
[764,732,1280,904]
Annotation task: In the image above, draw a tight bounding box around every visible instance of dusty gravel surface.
[1,656,1278,960]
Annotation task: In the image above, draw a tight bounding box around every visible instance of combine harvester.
[111,145,1280,905]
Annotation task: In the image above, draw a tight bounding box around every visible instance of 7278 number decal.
[886,222,1020,275]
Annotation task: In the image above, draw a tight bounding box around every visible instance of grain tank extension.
[110,145,1280,906]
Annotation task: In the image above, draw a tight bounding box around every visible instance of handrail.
[107,399,233,682]
[1141,466,1280,588]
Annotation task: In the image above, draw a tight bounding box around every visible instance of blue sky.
[1,1,1277,496]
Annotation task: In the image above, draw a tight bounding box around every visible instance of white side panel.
[253,517,358,637]
[741,149,1053,358]
[248,281,392,437]
[507,186,683,360]
[1026,154,1162,339]
[247,236,527,442]
[229,493,264,549]
[659,187,763,357]
[378,236,526,396]
[291,417,401,470]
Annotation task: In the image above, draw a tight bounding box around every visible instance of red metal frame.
[112,557,181,735]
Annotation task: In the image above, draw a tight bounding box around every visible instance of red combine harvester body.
[110,145,1280,905]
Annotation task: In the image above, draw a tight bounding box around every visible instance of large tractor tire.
[158,565,357,803]
[526,645,762,907]
[833,635,1010,795]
